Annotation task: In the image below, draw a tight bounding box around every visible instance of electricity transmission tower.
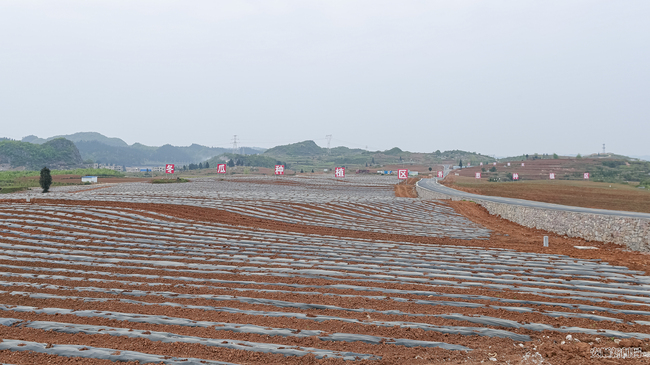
[232,135,238,154]
[326,135,332,154]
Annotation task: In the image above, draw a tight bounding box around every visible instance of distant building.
[125,167,141,172]
[81,176,98,183]
[151,166,165,172]
[93,163,123,172]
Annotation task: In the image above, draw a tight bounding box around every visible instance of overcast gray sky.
[1,1,648,157]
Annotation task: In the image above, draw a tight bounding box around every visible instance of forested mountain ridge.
[0,138,84,169]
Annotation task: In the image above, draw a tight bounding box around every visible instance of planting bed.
[0,176,649,363]
[12,176,491,239]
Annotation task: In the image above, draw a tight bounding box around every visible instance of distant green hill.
[22,132,265,166]
[264,140,324,156]
[13,133,498,171]
[259,140,496,171]
[0,138,84,170]
[263,140,367,157]
[23,132,129,147]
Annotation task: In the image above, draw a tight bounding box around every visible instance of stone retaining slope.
[416,185,650,253]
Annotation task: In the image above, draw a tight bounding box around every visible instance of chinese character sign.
[275,165,285,175]
[513,173,519,180]
[507,162,511,166]
[493,162,497,166]
[335,167,345,178]
[165,164,174,174]
[216,164,227,173]
[475,172,481,179]
[521,163,525,167]
[480,162,483,166]
[584,172,590,179]
[398,169,408,179]
[437,171,443,178]
[549,173,555,180]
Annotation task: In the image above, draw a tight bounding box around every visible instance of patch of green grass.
[0,168,124,190]
[0,186,30,194]
[151,178,189,184]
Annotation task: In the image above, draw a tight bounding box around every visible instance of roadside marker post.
[549,173,555,180]
[513,173,519,180]
[334,167,345,178]
[217,164,227,174]
[544,236,549,247]
[584,172,590,180]
[398,169,408,180]
[275,165,285,175]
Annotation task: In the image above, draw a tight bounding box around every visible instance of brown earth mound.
[393,178,420,198]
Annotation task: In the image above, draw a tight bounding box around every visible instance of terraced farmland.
[1,176,650,363]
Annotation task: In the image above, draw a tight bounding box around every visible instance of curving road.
[417,178,650,220]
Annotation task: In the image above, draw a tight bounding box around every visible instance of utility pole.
[326,135,332,154]
[603,143,606,155]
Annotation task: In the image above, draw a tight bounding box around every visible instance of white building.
[81,176,98,183]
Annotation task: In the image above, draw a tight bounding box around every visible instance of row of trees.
[226,158,289,169]
[182,162,210,170]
